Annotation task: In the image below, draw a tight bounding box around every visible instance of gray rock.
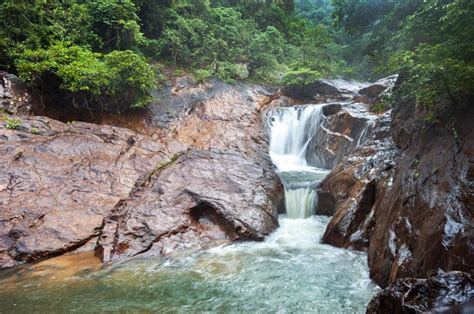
[367,271,474,314]
[0,71,38,115]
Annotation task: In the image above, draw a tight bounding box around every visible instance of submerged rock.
[366,271,474,314]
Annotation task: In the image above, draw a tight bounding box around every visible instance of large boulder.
[98,150,279,262]
[0,71,38,115]
[97,79,282,263]
[367,271,474,313]
[0,77,282,269]
[282,78,368,102]
[0,115,169,269]
[358,75,398,100]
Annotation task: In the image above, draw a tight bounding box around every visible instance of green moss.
[151,151,186,177]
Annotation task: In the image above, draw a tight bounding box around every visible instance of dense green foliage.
[0,0,347,112]
[0,0,154,112]
[332,0,474,107]
[0,0,472,112]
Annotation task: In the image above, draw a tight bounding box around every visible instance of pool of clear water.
[0,216,378,313]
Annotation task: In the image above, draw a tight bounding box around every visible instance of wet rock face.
[282,78,369,102]
[319,78,473,289]
[0,71,38,115]
[97,79,282,263]
[368,99,474,287]
[0,116,169,269]
[318,111,398,247]
[0,76,282,268]
[367,271,474,314]
[167,79,277,160]
[358,75,398,101]
[98,150,279,262]
[307,102,377,169]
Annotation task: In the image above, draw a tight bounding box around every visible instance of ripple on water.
[0,216,379,313]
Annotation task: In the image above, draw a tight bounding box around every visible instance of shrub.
[5,117,21,130]
[216,62,249,84]
[194,68,213,83]
[282,67,323,87]
[16,42,156,113]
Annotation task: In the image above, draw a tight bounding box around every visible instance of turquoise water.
[0,216,378,313]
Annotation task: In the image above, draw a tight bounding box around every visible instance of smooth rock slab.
[98,150,280,263]
[0,115,169,268]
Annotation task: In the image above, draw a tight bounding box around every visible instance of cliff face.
[368,97,473,287]
[320,110,398,250]
[318,77,473,311]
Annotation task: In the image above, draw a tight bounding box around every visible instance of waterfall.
[269,106,323,171]
[267,105,329,219]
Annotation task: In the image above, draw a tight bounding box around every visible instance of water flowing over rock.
[318,75,474,298]
[366,271,474,314]
[266,104,328,218]
[265,96,376,218]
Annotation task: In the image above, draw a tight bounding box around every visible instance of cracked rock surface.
[98,150,279,263]
[0,77,282,268]
[0,115,169,269]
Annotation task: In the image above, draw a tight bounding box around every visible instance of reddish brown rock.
[0,76,283,269]
[282,78,369,102]
[319,111,398,247]
[98,150,280,262]
[366,271,474,314]
[358,75,398,100]
[307,102,378,169]
[0,115,169,268]
[97,79,282,263]
[367,98,474,287]
[320,79,474,288]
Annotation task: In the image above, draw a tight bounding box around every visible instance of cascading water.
[0,103,378,313]
[268,105,330,218]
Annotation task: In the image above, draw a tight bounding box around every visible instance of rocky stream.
[0,72,472,313]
